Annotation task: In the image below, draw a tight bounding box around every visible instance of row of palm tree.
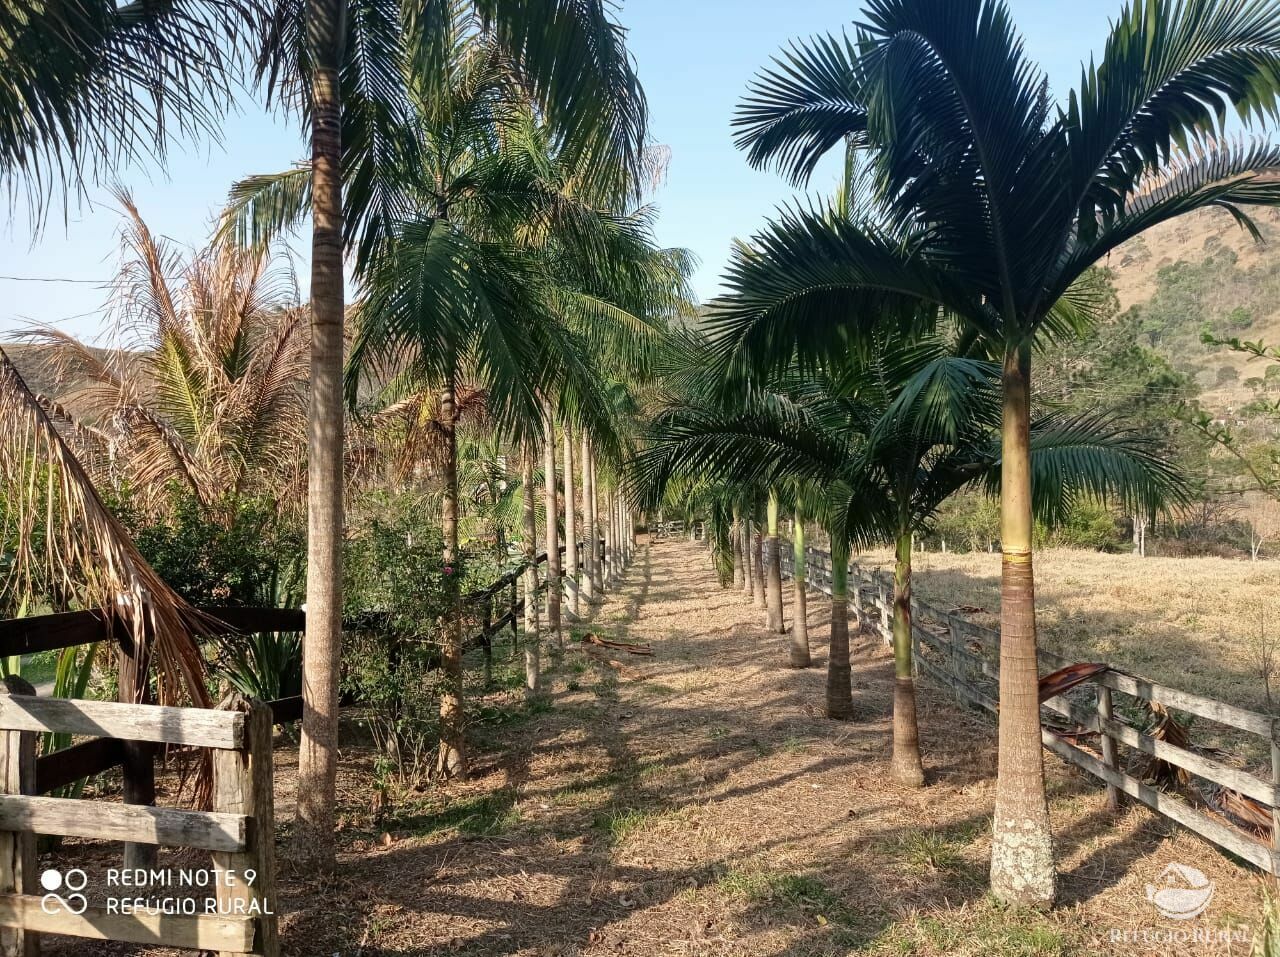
[5,0,671,870]
[632,0,1280,908]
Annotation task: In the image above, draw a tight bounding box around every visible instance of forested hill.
[1103,205,1280,412]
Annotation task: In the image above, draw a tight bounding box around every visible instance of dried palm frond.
[371,379,488,481]
[0,348,211,709]
[1038,662,1109,703]
[1138,702,1192,788]
[22,191,307,516]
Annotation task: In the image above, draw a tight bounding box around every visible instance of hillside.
[1105,205,1280,411]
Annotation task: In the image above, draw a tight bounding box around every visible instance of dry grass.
[858,547,1280,717]
[38,542,1274,956]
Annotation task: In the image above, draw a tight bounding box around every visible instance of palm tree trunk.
[990,343,1055,907]
[563,430,579,618]
[541,402,561,650]
[891,529,924,788]
[436,373,465,778]
[614,493,624,568]
[296,0,345,872]
[765,490,785,633]
[790,514,810,668]
[751,516,766,611]
[580,432,594,604]
[826,534,853,719]
[604,486,615,584]
[731,508,744,589]
[589,443,604,597]
[521,443,541,697]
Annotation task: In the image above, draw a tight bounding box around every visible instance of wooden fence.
[0,534,621,953]
[0,538,611,798]
[777,540,1280,876]
[0,682,277,956]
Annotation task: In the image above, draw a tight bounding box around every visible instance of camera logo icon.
[39,869,87,915]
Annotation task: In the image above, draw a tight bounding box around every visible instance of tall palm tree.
[240,1,652,865]
[727,0,1280,904]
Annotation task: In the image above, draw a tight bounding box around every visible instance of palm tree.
[728,0,1280,904]
[764,488,785,634]
[0,0,258,213]
[26,194,308,516]
[789,490,813,668]
[638,333,1183,784]
[520,440,541,695]
[239,3,653,860]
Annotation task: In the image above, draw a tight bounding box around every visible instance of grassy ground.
[38,542,1274,956]
[857,547,1280,717]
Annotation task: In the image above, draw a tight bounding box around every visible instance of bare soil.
[39,541,1271,956]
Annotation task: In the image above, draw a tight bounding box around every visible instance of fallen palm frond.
[582,633,653,656]
[1213,787,1271,836]
[1138,702,1192,788]
[1038,662,1109,703]
[0,347,212,709]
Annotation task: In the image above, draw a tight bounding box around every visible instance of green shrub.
[342,493,451,790]
[120,491,305,607]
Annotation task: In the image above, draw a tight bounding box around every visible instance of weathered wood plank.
[0,796,246,852]
[1098,670,1274,737]
[0,895,256,952]
[916,653,997,714]
[1041,730,1274,873]
[0,698,243,750]
[0,613,107,658]
[34,738,125,795]
[1041,694,1274,805]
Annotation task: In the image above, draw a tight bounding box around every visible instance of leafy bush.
[120,491,305,607]
[1034,500,1125,552]
[217,630,302,702]
[342,493,452,790]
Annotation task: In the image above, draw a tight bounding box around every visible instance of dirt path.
[44,541,1268,956]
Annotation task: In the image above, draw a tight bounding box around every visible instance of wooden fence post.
[1271,719,1280,871]
[116,622,157,872]
[0,677,36,957]
[947,618,964,704]
[1097,685,1120,813]
[213,697,279,957]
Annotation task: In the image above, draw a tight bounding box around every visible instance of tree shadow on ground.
[37,542,1265,957]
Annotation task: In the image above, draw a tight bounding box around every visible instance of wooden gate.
[0,682,278,956]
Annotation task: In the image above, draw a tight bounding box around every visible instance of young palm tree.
[728,0,1280,904]
[637,335,1183,787]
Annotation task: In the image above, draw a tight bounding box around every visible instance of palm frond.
[0,348,211,708]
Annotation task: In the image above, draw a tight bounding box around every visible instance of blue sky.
[0,0,1123,342]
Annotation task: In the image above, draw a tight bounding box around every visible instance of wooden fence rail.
[776,540,1280,876]
[0,681,278,956]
